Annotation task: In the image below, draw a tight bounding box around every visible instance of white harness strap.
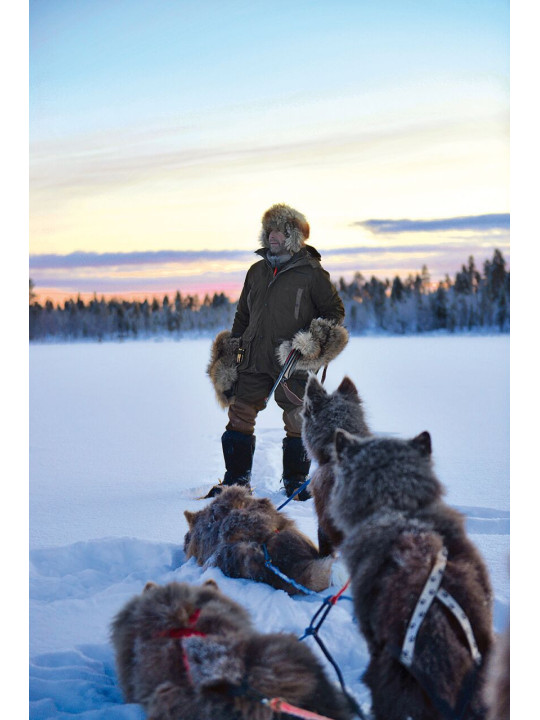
[400,547,447,667]
[436,589,482,665]
[399,547,482,668]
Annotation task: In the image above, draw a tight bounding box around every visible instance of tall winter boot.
[222,430,255,487]
[282,436,311,501]
[204,430,255,498]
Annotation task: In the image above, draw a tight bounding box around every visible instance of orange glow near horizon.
[32,282,244,307]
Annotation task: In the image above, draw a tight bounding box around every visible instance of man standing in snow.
[206,203,347,500]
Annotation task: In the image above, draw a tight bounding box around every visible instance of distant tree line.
[339,249,509,334]
[29,249,509,341]
[29,291,236,341]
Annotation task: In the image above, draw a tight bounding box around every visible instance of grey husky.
[329,429,493,720]
[302,373,371,556]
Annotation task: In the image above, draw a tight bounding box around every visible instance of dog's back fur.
[329,430,493,720]
[302,374,371,556]
[111,579,353,720]
[183,631,353,720]
[184,486,333,594]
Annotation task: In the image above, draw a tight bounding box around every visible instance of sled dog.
[111,579,353,720]
[184,485,333,595]
[302,373,371,556]
[329,429,493,720]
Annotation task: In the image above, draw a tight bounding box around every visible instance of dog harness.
[400,546,482,668]
[155,608,206,683]
[155,608,204,641]
[262,543,320,596]
[155,607,356,720]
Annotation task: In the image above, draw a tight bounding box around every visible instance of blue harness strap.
[276,478,311,511]
[262,543,320,596]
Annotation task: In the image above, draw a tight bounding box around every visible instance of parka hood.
[258,203,310,254]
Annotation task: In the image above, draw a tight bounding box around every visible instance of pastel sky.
[29,0,509,303]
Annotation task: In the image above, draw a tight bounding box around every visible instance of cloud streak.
[29,239,510,271]
[353,213,510,235]
[30,243,509,304]
[30,115,493,197]
[29,249,255,269]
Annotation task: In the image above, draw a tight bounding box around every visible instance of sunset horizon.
[30,1,509,306]
[30,226,509,307]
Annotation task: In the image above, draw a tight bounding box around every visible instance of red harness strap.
[155,608,206,682]
[267,697,340,720]
[329,578,351,606]
[161,626,206,639]
[155,608,203,639]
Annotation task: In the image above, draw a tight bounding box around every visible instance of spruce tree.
[391,276,404,303]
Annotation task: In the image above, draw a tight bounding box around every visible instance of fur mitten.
[207,330,240,408]
[277,318,348,372]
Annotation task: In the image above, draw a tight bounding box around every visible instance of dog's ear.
[203,578,219,590]
[143,581,158,593]
[184,510,197,528]
[334,428,353,460]
[305,372,327,408]
[337,375,360,400]
[410,431,432,457]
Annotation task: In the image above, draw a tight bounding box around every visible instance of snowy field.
[29,335,510,719]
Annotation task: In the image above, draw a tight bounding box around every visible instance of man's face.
[268,228,287,255]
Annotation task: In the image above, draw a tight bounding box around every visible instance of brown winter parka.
[231,245,345,377]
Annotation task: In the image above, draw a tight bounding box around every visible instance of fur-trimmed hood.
[258,203,310,254]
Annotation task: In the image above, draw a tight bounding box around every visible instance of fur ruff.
[258,203,310,254]
[111,579,353,720]
[184,485,334,595]
[207,330,240,408]
[277,318,349,372]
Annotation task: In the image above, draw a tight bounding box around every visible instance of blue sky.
[28,0,509,302]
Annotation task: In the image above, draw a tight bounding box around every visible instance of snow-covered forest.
[29,249,509,340]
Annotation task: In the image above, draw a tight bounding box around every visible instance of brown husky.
[111,579,353,720]
[184,485,333,595]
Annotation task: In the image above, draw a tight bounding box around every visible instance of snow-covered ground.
[29,335,510,718]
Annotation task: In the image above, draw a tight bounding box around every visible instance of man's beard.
[269,242,290,257]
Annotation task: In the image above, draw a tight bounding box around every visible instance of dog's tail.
[297,556,334,593]
[266,530,335,595]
